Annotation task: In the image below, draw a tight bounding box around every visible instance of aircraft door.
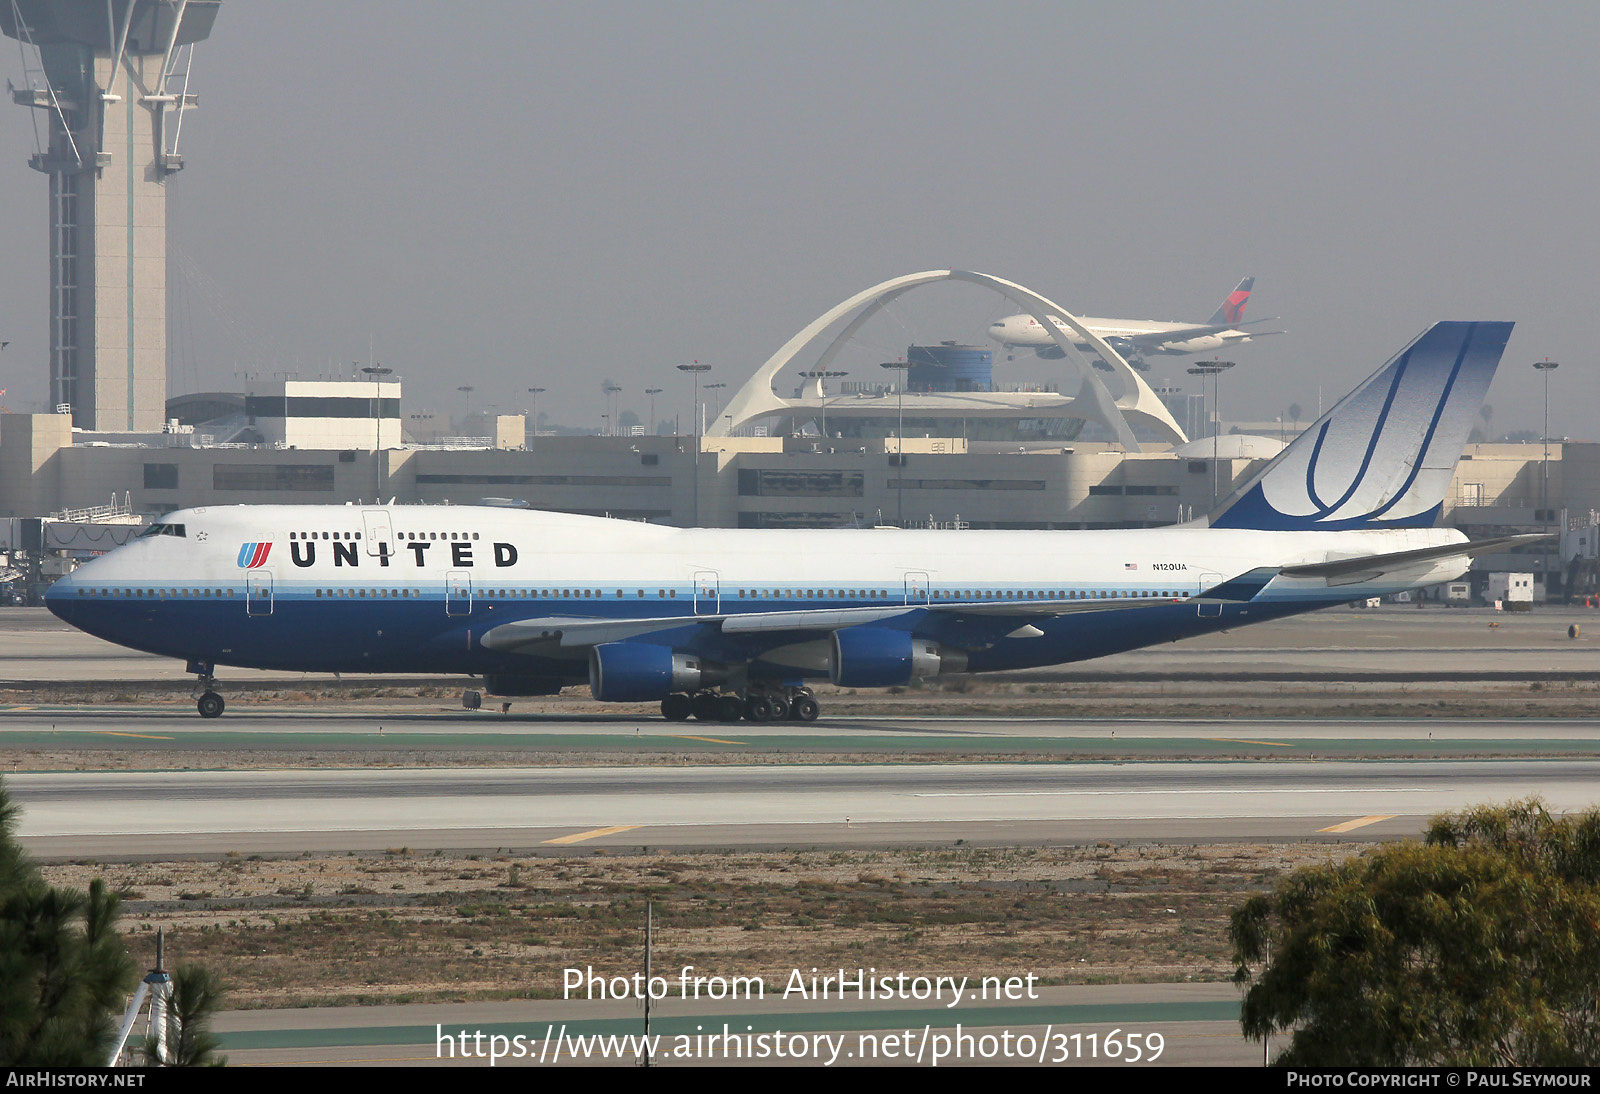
[904,571,931,604]
[1196,571,1223,617]
[362,510,393,562]
[446,570,472,616]
[246,572,273,616]
[693,570,719,615]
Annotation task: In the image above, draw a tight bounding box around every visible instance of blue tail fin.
[1209,320,1513,531]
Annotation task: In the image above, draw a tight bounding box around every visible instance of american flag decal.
[1124,562,1138,570]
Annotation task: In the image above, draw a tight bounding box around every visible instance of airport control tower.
[1,1,219,431]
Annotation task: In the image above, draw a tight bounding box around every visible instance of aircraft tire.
[197,691,225,719]
[745,695,777,722]
[767,694,791,720]
[691,692,720,721]
[716,694,746,722]
[791,695,820,722]
[462,689,482,711]
[661,693,692,721]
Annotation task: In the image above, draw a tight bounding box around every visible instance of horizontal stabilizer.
[1279,533,1552,581]
[1195,534,1552,603]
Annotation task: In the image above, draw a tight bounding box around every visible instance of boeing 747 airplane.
[47,321,1529,721]
[987,277,1281,367]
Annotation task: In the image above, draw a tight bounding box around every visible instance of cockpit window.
[138,523,187,538]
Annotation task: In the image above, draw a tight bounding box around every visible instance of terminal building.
[0,12,1578,603]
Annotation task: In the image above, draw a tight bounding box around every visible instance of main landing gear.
[660,686,820,723]
[187,660,225,719]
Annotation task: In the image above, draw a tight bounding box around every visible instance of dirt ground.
[38,840,1364,1010]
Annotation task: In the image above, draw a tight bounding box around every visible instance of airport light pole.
[799,369,847,446]
[1533,359,1561,592]
[603,381,622,435]
[677,363,711,526]
[361,367,392,505]
[457,385,474,422]
[526,387,545,451]
[706,382,727,422]
[1187,360,1235,512]
[1534,360,1559,527]
[879,361,911,526]
[644,387,662,436]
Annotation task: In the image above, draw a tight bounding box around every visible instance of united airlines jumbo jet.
[47,322,1532,721]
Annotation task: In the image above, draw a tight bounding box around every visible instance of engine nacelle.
[1163,334,1225,353]
[588,642,712,702]
[483,674,568,697]
[829,627,966,688]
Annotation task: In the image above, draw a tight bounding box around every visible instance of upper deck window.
[138,523,186,538]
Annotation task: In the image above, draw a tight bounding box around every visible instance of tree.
[0,780,136,1065]
[0,778,226,1066]
[143,964,227,1067]
[1230,799,1600,1066]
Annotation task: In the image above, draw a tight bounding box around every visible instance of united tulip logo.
[237,542,273,569]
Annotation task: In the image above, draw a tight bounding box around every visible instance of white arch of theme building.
[709,269,1187,449]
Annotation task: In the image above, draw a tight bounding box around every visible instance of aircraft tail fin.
[1208,320,1513,531]
[1206,277,1255,327]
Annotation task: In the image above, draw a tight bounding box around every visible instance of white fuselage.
[46,505,1471,681]
[987,314,1249,356]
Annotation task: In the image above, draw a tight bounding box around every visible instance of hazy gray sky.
[2,1,1596,436]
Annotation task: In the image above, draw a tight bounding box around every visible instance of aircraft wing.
[481,535,1542,657]
[480,605,920,653]
[479,596,1176,655]
[1121,317,1282,347]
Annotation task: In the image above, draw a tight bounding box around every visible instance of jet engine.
[1163,334,1225,354]
[829,627,967,688]
[588,642,720,702]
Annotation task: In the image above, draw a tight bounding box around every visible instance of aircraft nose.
[43,569,81,623]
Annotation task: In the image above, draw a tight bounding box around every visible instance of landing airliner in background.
[986,277,1282,367]
[47,321,1532,722]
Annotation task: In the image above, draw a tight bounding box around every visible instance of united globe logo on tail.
[237,542,273,568]
[1209,321,1513,531]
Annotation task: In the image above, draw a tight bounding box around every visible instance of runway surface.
[6,707,1600,771]
[13,757,1600,857]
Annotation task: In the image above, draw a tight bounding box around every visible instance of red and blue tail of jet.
[1207,277,1255,327]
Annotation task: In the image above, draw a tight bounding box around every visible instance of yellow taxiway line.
[541,825,642,845]
[1318,815,1397,833]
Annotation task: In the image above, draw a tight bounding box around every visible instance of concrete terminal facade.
[0,409,1569,531]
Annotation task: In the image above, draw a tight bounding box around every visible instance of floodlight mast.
[676,363,711,526]
[1187,360,1235,511]
[362,365,393,497]
[879,361,912,525]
